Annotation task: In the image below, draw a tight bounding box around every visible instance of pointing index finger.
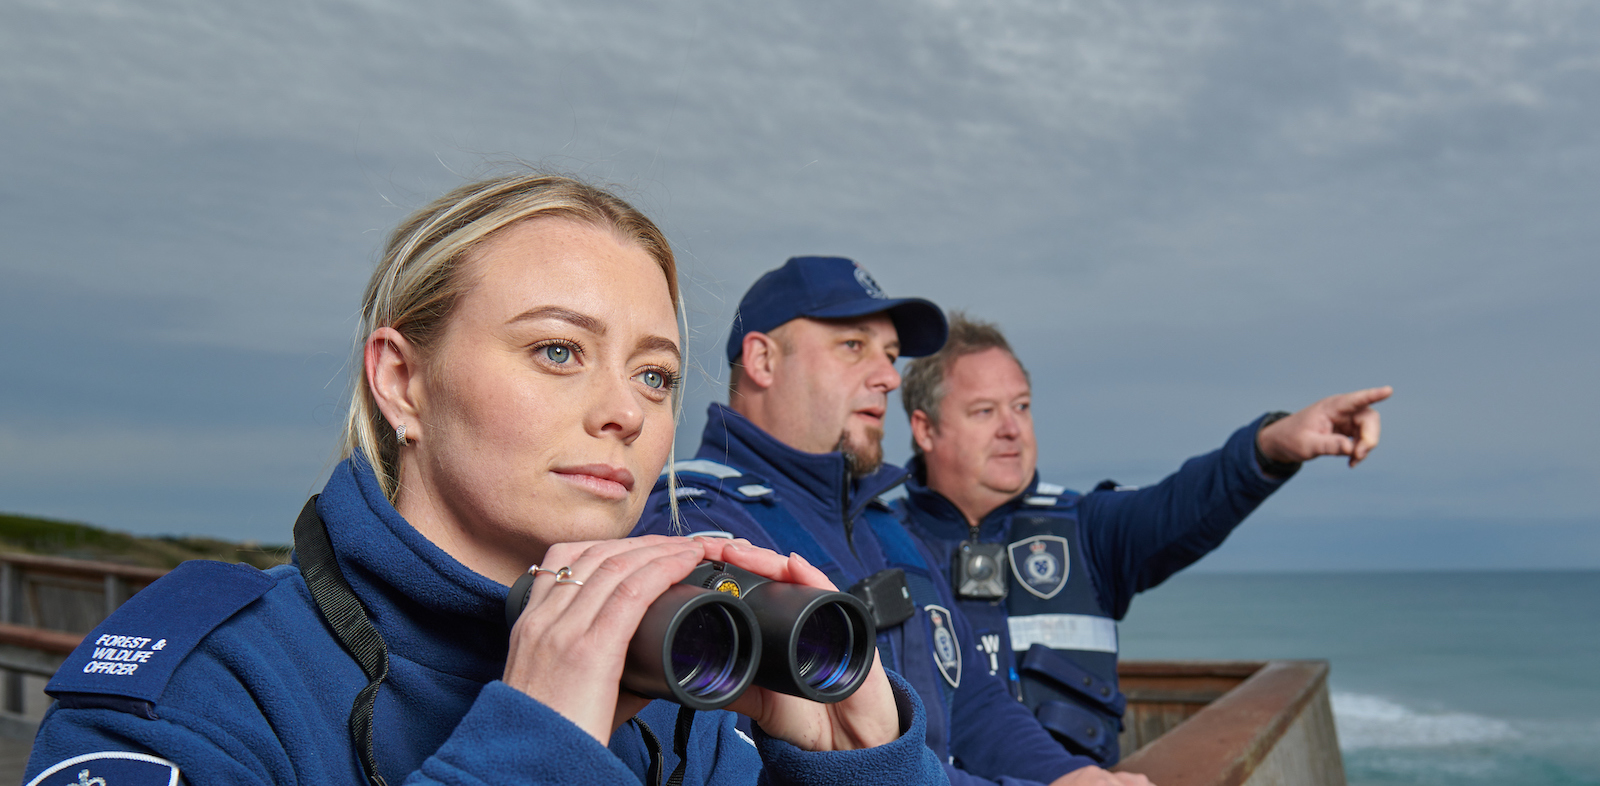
[1331,385,1393,413]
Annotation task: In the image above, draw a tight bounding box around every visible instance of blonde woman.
[26,174,942,786]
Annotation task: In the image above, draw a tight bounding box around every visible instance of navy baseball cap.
[725,256,948,362]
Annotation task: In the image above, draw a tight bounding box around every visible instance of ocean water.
[1117,570,1600,786]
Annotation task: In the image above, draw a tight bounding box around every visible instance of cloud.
[2,0,1597,556]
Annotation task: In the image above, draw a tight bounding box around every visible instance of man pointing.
[896,313,1388,764]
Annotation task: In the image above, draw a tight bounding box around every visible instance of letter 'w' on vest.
[1008,535,1070,600]
[978,633,1004,676]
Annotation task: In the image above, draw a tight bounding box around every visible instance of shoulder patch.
[26,751,179,786]
[661,461,775,503]
[668,459,744,479]
[1092,478,1138,492]
[47,560,275,708]
[1021,483,1084,510]
[1024,481,1079,508]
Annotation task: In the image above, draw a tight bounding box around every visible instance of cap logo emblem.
[853,265,886,299]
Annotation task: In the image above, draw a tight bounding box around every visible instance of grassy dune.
[0,512,290,570]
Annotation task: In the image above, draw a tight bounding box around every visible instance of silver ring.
[532,566,560,579]
[554,567,584,586]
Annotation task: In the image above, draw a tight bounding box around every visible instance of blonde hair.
[341,172,681,500]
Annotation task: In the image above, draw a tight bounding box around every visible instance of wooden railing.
[0,553,167,715]
[1115,660,1347,786]
[0,554,1349,786]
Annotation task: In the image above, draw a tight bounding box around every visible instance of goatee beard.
[836,427,885,479]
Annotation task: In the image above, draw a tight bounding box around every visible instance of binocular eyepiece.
[506,560,876,710]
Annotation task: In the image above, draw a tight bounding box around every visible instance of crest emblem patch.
[1008,535,1070,599]
[853,264,886,299]
[26,752,180,786]
[925,604,961,688]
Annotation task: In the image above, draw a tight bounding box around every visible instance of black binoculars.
[506,560,876,710]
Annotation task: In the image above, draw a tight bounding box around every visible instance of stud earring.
[396,423,407,445]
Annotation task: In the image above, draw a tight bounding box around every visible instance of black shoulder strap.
[631,717,666,786]
[628,705,695,786]
[294,496,391,786]
[667,705,695,786]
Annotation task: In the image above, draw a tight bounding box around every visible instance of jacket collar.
[697,403,908,522]
[309,454,509,680]
[902,454,1041,542]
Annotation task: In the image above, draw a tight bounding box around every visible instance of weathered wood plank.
[0,624,81,656]
[1240,687,1346,786]
[0,554,166,584]
[1114,660,1344,786]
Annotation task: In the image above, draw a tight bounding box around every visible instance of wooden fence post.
[103,574,122,620]
[1,561,22,714]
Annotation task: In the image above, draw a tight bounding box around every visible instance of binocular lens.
[795,604,857,691]
[672,603,745,699]
[507,560,873,709]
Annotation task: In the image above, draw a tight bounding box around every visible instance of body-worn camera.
[955,541,1008,599]
[847,568,916,629]
[506,560,876,710]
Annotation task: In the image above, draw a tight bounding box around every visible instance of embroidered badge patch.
[26,752,180,786]
[925,604,962,688]
[1008,535,1070,600]
[853,264,886,299]
[48,561,272,705]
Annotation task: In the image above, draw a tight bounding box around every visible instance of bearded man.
[635,258,1149,786]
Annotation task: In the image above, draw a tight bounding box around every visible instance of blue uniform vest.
[901,416,1293,766]
[904,483,1127,764]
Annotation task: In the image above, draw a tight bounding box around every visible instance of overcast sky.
[2,0,1596,569]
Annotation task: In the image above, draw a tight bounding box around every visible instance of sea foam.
[1331,692,1517,750]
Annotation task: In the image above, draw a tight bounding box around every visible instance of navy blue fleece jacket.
[633,405,1095,786]
[25,456,947,786]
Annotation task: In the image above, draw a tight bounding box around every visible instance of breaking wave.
[1332,692,1518,750]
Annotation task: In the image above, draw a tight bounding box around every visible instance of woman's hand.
[698,538,903,752]
[502,535,709,745]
